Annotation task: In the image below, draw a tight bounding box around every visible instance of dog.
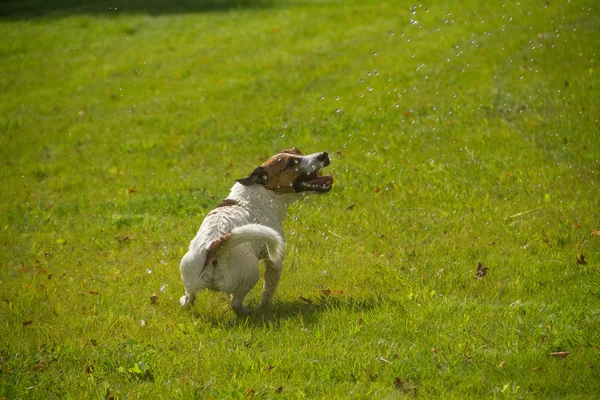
[179,147,333,316]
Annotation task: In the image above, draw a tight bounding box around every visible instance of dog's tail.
[207,224,284,265]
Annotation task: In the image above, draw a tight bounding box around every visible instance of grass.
[1,0,599,398]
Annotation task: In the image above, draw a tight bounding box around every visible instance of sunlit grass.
[1,0,599,398]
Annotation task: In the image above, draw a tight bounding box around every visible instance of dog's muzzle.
[293,152,333,193]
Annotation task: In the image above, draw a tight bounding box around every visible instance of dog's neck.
[228,183,301,222]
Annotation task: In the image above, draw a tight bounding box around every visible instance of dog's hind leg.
[260,259,282,308]
[179,250,203,308]
[230,293,252,316]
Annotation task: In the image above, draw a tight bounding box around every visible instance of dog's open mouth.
[296,170,334,193]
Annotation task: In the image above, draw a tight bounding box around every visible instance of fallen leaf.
[23,320,33,326]
[576,254,587,265]
[321,289,344,296]
[115,235,135,243]
[573,222,581,228]
[298,296,313,304]
[33,363,46,372]
[394,377,404,390]
[150,292,158,305]
[475,262,489,279]
[532,366,542,371]
[264,365,274,371]
[551,351,569,359]
[85,365,95,374]
[498,361,506,368]
[592,230,600,236]
[88,290,99,295]
[245,388,255,399]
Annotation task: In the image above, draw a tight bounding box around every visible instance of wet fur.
[179,149,331,316]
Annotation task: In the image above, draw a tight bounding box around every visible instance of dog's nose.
[317,152,330,166]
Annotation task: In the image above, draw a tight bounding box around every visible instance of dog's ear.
[280,147,303,156]
[236,166,268,186]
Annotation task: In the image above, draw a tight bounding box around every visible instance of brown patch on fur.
[260,152,303,194]
[207,199,240,217]
[204,232,232,268]
[280,147,303,156]
[216,199,239,208]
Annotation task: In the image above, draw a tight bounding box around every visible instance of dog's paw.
[232,305,253,317]
[179,295,194,308]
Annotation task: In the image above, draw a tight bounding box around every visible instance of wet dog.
[179,148,333,316]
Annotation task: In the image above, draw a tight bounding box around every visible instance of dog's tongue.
[307,174,333,185]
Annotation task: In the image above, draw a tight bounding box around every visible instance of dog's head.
[236,147,333,195]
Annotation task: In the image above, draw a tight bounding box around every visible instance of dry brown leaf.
[476,262,489,279]
[576,254,587,265]
[23,320,33,326]
[394,377,404,389]
[150,292,158,305]
[88,290,99,295]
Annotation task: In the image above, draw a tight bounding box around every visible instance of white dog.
[179,148,333,316]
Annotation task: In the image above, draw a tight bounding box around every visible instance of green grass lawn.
[1,0,599,398]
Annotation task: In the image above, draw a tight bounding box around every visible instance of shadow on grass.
[192,293,401,328]
[0,0,278,19]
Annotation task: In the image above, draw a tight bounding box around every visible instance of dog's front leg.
[260,259,282,308]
